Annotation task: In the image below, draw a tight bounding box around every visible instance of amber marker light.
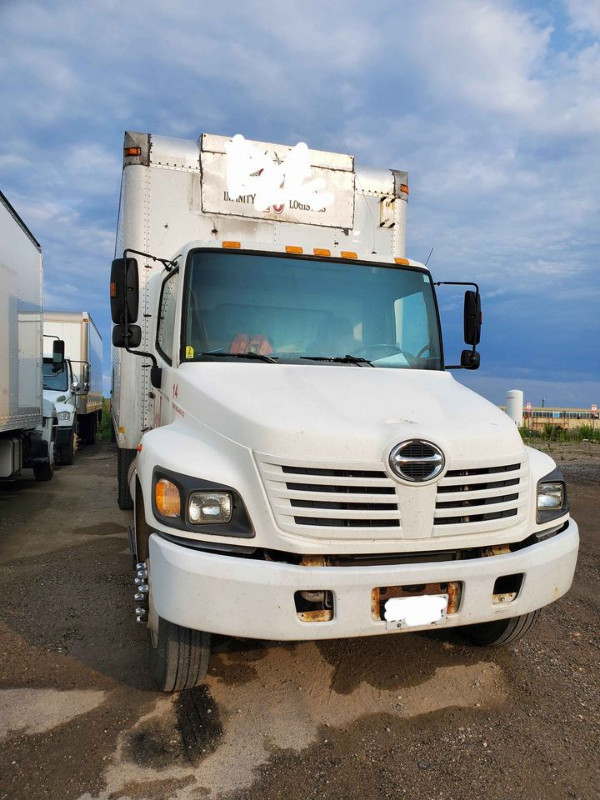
[395,258,410,266]
[313,248,331,256]
[155,478,181,518]
[124,147,142,157]
[285,246,303,254]
[400,184,409,195]
[341,251,358,259]
[222,241,241,249]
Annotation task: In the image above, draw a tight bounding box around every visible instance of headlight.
[189,492,232,524]
[537,482,563,510]
[536,468,567,524]
[152,468,254,538]
[57,411,72,421]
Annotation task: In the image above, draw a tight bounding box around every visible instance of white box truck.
[0,190,55,481]
[111,131,578,691]
[43,311,103,451]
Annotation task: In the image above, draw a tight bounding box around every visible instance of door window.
[156,270,179,364]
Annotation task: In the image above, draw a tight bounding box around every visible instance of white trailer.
[0,190,53,481]
[43,311,103,447]
[111,131,578,691]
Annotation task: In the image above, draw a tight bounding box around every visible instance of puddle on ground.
[121,686,223,769]
[81,640,508,800]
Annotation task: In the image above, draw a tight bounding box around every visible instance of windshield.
[182,251,442,369]
[43,358,68,391]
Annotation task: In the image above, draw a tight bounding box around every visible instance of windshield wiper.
[299,355,374,367]
[200,351,279,364]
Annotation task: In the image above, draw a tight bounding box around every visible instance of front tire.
[463,610,541,646]
[149,615,211,692]
[55,430,74,466]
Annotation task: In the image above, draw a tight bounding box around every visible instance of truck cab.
[110,132,578,691]
[42,354,77,465]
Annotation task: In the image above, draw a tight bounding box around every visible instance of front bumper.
[148,518,579,641]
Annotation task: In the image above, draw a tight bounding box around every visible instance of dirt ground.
[0,441,598,800]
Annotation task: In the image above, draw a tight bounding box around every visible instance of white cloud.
[0,154,31,170]
[15,199,77,227]
[565,0,600,34]
[396,1,551,118]
[0,0,598,406]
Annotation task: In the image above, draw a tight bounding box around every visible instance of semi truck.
[43,311,103,450]
[111,131,579,691]
[0,190,55,481]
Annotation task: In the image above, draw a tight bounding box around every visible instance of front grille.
[282,466,386,479]
[434,460,528,533]
[403,461,435,481]
[257,452,529,540]
[257,457,402,539]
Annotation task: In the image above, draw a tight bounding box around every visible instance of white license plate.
[384,594,449,631]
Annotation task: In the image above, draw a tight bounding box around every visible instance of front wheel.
[55,430,75,466]
[148,615,211,692]
[463,610,541,646]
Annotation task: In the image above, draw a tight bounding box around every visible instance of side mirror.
[112,324,142,348]
[460,349,480,370]
[464,290,481,346]
[110,258,139,324]
[71,380,81,394]
[52,339,65,366]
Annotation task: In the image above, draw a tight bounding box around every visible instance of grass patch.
[520,424,600,444]
[98,397,113,441]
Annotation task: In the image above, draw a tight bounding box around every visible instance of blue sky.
[1,0,598,408]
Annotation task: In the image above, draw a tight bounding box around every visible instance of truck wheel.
[33,461,53,482]
[117,447,136,510]
[463,610,541,646]
[55,430,75,466]
[149,615,211,692]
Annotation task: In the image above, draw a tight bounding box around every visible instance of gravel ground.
[0,441,598,800]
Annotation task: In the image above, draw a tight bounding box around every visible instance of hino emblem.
[389,440,445,483]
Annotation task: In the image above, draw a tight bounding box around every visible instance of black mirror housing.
[460,349,480,370]
[52,339,65,366]
[464,290,481,345]
[150,365,163,389]
[110,258,139,324]
[112,324,142,348]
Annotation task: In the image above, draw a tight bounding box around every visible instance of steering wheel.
[415,343,432,359]
[353,343,404,360]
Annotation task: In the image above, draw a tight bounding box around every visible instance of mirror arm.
[433,280,480,293]
[120,299,163,389]
[122,247,177,272]
[434,281,481,370]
